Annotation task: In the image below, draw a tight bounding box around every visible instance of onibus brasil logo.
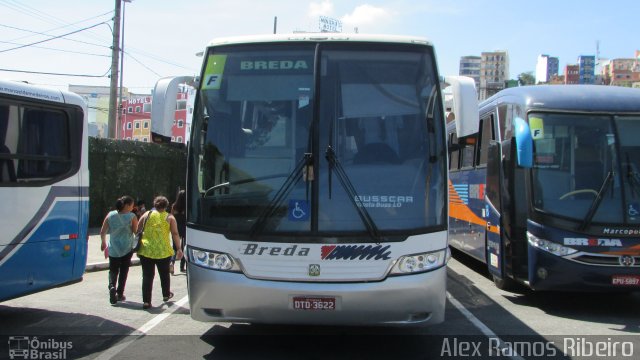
[8,336,72,359]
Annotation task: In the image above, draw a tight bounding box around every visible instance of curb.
[85,259,141,273]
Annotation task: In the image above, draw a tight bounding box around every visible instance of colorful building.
[118,86,193,143]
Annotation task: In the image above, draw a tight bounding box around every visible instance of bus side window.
[460,135,477,169]
[449,133,460,170]
[477,114,494,166]
[0,104,17,182]
[498,104,512,141]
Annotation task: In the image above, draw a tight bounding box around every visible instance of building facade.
[578,55,596,84]
[602,58,640,87]
[117,85,193,143]
[564,64,580,84]
[535,54,559,84]
[479,50,509,100]
[68,85,122,138]
[119,96,152,142]
[459,56,481,92]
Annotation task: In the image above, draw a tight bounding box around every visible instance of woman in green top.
[137,196,183,309]
[100,195,139,305]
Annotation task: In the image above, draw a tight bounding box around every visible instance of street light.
[117,0,132,140]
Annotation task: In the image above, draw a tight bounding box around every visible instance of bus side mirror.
[514,117,533,168]
[442,76,478,138]
[151,76,197,140]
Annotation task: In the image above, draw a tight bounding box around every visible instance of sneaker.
[117,294,126,302]
[163,292,174,302]
[109,287,117,305]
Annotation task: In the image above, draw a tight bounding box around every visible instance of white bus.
[152,34,474,326]
[0,79,89,301]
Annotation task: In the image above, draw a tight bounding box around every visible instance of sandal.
[163,292,174,302]
[142,302,151,309]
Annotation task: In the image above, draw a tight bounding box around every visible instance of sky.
[1,0,638,94]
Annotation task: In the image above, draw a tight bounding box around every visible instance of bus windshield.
[189,42,445,238]
[530,113,640,225]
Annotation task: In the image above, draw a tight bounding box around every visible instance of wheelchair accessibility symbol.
[288,200,309,221]
[629,203,639,218]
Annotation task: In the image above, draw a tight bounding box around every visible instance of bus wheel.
[492,274,517,291]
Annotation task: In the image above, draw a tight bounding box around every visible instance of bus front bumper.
[528,245,640,291]
[186,264,446,326]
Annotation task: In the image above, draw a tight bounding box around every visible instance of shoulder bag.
[133,210,151,252]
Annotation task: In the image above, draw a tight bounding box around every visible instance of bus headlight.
[527,233,577,257]
[390,249,448,275]
[189,247,241,272]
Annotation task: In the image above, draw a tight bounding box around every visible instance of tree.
[517,72,536,86]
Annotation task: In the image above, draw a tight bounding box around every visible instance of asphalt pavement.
[85,228,140,272]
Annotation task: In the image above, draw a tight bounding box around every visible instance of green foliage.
[518,72,536,86]
[88,137,187,227]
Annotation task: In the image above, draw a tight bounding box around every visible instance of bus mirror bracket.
[514,117,533,168]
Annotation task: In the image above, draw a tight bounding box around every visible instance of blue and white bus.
[0,79,89,301]
[152,34,476,326]
[448,85,640,291]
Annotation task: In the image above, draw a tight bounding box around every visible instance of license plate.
[292,296,336,311]
[612,275,640,286]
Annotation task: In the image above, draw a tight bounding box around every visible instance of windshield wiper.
[325,146,382,242]
[579,170,614,231]
[249,153,313,238]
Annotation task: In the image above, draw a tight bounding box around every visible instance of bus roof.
[206,33,432,48]
[482,85,640,113]
[0,79,85,109]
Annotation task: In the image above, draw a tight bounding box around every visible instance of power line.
[0,67,110,78]
[0,22,111,50]
[0,0,62,28]
[0,40,109,57]
[0,21,109,53]
[123,50,162,77]
[8,10,114,43]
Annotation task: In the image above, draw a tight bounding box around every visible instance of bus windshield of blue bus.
[530,113,640,225]
[189,43,444,238]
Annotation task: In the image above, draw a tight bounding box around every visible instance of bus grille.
[569,254,640,267]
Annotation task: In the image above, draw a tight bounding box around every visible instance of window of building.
[143,103,151,113]
[127,122,132,130]
[143,121,149,129]
[178,120,184,128]
[128,107,133,113]
[135,122,140,129]
[135,106,141,113]
[176,100,187,110]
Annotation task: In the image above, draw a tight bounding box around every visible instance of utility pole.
[108,0,122,139]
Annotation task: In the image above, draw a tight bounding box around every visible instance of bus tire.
[492,274,517,291]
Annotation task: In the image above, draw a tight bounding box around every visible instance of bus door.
[485,140,507,280]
